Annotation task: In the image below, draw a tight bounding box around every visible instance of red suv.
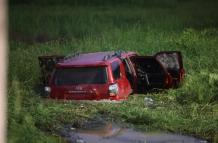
[38,51,185,100]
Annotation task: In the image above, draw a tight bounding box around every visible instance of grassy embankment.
[9,1,218,142]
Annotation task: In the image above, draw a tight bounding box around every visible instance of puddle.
[61,118,208,143]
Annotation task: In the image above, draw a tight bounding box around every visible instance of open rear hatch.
[154,51,185,86]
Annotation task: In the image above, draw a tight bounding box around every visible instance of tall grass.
[8,0,218,142]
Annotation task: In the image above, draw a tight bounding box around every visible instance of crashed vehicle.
[38,51,185,100]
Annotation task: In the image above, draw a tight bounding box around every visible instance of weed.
[8,0,218,142]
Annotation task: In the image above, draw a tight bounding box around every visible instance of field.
[8,0,218,142]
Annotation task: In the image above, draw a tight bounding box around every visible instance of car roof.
[56,51,137,67]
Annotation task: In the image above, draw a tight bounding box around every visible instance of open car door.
[38,55,65,86]
[130,56,172,93]
[154,51,185,86]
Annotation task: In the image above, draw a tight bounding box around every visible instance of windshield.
[54,67,107,85]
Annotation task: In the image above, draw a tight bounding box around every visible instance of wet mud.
[60,117,208,143]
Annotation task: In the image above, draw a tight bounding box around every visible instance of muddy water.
[61,119,208,143]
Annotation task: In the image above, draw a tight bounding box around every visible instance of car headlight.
[109,83,118,96]
[44,86,51,93]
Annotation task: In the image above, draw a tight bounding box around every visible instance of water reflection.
[62,121,208,143]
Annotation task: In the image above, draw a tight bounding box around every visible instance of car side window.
[111,61,120,80]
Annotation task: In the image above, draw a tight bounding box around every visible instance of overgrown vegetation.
[9,0,218,142]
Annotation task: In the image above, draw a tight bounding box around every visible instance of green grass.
[8,0,218,142]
